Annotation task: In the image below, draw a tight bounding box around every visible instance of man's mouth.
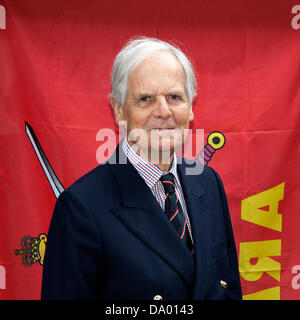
[149,128,179,137]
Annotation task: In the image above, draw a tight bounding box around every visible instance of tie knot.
[160,173,176,194]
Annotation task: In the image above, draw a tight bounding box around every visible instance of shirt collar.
[121,136,180,189]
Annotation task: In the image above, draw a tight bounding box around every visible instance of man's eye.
[168,95,180,101]
[140,96,150,102]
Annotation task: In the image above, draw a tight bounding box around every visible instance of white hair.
[110,37,197,106]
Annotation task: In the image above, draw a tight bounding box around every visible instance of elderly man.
[41,37,242,300]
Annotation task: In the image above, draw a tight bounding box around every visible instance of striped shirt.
[122,137,194,245]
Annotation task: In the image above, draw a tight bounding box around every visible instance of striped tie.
[160,173,194,253]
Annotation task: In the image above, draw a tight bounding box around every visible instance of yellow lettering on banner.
[243,286,280,300]
[241,183,284,232]
[239,240,281,282]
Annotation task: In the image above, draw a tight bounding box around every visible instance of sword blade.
[25,121,64,199]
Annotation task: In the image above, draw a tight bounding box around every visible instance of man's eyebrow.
[137,92,154,97]
[165,90,185,96]
[131,89,186,101]
[133,92,155,100]
[135,89,184,97]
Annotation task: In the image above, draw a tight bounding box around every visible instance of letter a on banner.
[239,240,281,282]
[241,183,284,231]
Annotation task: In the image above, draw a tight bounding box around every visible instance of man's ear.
[110,97,124,125]
[188,105,194,121]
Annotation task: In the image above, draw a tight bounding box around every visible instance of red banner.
[1,0,300,299]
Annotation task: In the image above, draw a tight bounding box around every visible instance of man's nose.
[153,96,172,119]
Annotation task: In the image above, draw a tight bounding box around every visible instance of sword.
[25,121,64,199]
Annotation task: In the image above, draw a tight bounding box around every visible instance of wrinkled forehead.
[128,51,186,93]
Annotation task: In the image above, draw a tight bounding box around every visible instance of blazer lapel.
[108,144,195,290]
[177,162,212,299]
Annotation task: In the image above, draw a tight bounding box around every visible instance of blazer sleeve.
[41,189,104,300]
[210,167,243,299]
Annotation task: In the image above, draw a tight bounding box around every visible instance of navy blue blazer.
[41,143,242,300]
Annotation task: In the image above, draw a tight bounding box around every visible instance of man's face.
[112,51,194,161]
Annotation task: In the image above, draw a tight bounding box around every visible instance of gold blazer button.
[220,280,228,288]
[153,294,163,300]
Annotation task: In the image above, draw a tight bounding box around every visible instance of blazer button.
[153,295,163,300]
[220,280,228,289]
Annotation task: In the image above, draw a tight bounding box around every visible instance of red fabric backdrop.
[1,0,300,299]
